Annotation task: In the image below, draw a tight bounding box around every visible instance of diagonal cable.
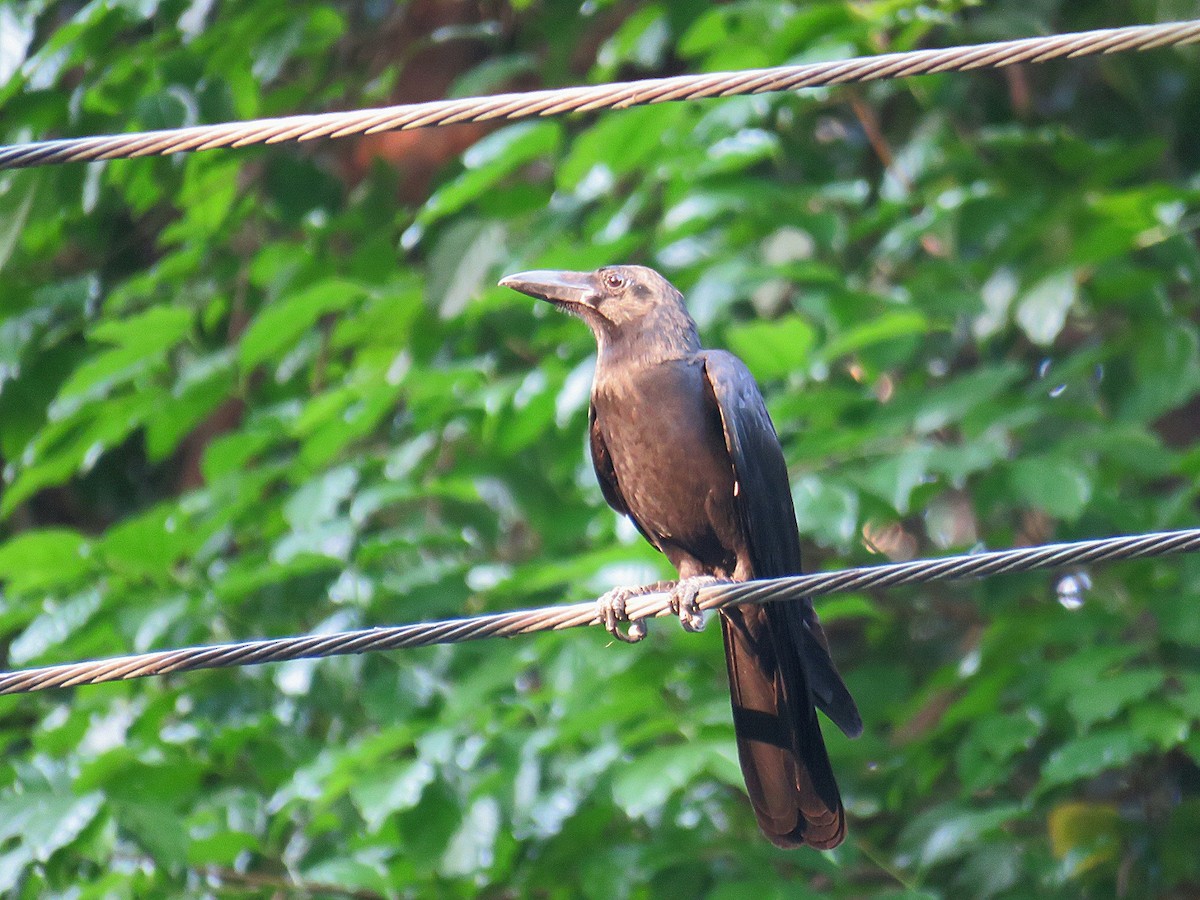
[1,21,1198,170]
[0,528,1196,695]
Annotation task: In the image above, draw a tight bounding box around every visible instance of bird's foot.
[669,576,722,633]
[597,585,652,643]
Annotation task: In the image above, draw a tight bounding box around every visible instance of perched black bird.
[500,265,862,849]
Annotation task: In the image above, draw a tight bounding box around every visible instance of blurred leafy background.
[1,0,1199,896]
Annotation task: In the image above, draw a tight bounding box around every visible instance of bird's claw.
[597,586,649,643]
[597,577,717,640]
[670,576,719,633]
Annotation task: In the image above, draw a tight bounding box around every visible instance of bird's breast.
[591,358,742,572]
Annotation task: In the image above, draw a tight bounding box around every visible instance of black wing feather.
[700,351,862,739]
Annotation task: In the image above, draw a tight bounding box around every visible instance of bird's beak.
[498,270,598,310]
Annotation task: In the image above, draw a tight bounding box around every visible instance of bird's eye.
[602,272,625,290]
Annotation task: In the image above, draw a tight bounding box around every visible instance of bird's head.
[499,265,699,360]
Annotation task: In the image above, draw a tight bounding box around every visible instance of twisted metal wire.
[1,21,1198,170]
[1,528,1196,695]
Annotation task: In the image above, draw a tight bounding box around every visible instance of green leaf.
[99,502,205,581]
[441,797,501,878]
[1040,731,1149,790]
[283,465,359,531]
[1128,702,1190,750]
[557,104,680,190]
[55,306,194,404]
[1066,669,1164,730]
[1046,646,1140,703]
[700,128,780,176]
[0,790,104,863]
[303,858,392,894]
[1016,269,1076,346]
[957,711,1043,791]
[0,170,38,272]
[905,804,1024,867]
[791,474,859,546]
[1120,323,1200,422]
[8,588,103,664]
[725,315,815,380]
[424,218,506,320]
[144,350,237,461]
[0,528,92,593]
[1008,455,1092,520]
[89,305,193,350]
[112,800,189,870]
[418,122,560,227]
[1,392,151,517]
[54,342,159,406]
[817,310,930,363]
[854,445,931,515]
[239,279,364,370]
[187,830,261,868]
[594,4,670,78]
[612,740,729,819]
[1170,673,1200,720]
[133,87,195,131]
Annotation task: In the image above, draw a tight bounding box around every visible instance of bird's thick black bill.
[498,270,597,308]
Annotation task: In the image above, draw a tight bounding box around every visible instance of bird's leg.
[597,580,674,643]
[669,575,723,633]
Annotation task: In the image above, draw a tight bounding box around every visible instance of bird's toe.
[669,576,721,632]
[597,586,648,643]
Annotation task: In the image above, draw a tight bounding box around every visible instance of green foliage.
[1,0,1198,896]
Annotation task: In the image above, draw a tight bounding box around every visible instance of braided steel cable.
[1,21,1198,170]
[0,527,1196,695]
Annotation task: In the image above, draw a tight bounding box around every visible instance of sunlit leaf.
[1040,731,1149,791]
[725,315,815,380]
[0,528,91,594]
[1016,269,1076,346]
[240,279,365,370]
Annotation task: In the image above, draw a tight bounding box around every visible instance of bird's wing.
[699,350,862,739]
[588,402,629,517]
[699,351,804,577]
[588,403,661,551]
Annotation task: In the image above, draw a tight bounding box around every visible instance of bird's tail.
[720,604,845,849]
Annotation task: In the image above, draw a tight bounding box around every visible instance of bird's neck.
[594,307,702,371]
